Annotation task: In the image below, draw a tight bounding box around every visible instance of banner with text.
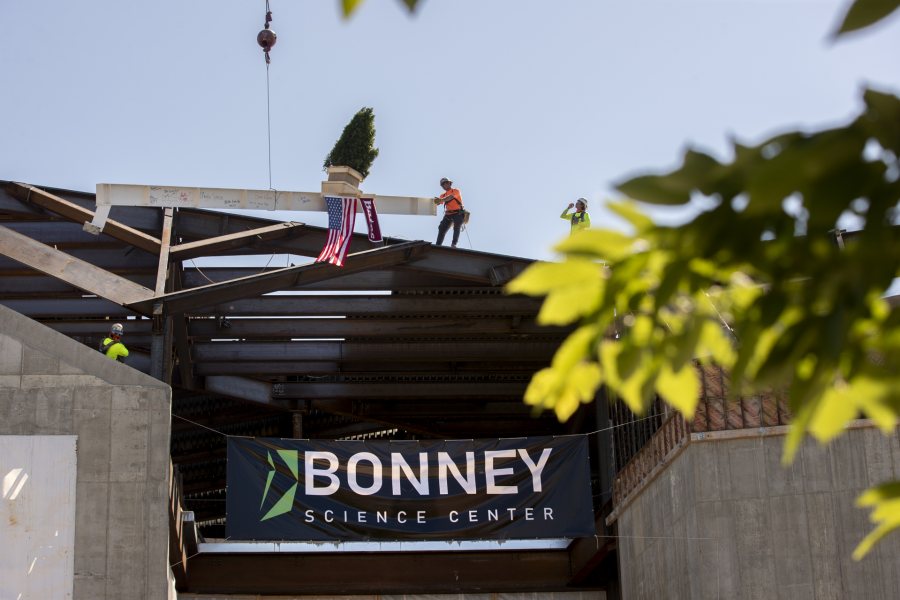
[226,436,594,541]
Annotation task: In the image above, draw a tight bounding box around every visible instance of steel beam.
[401,250,532,285]
[155,208,174,295]
[198,294,543,317]
[0,248,159,271]
[181,268,477,292]
[314,399,535,417]
[181,549,573,595]
[95,183,436,215]
[173,209,385,257]
[0,275,157,294]
[0,298,138,318]
[7,182,162,254]
[171,222,309,260]
[192,340,557,362]
[204,375,274,405]
[173,313,196,390]
[128,241,430,314]
[275,381,526,400]
[0,276,102,296]
[0,294,545,321]
[0,224,155,307]
[185,316,565,339]
[1,221,126,247]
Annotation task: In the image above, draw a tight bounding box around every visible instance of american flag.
[316,196,357,267]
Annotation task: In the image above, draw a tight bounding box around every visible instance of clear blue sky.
[2,0,899,261]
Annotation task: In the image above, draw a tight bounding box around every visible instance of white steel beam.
[89,183,436,231]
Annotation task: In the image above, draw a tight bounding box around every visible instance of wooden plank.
[0,224,155,307]
[7,182,162,254]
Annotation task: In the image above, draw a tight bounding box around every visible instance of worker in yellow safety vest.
[100,323,129,362]
[561,198,591,233]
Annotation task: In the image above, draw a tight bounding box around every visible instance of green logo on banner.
[260,449,299,521]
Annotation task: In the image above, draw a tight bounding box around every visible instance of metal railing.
[610,364,793,506]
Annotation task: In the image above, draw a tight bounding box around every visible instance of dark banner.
[226,436,595,541]
[359,197,382,242]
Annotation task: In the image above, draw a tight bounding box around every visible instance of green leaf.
[697,320,737,366]
[850,376,900,433]
[862,89,900,154]
[782,393,819,465]
[539,276,604,325]
[399,0,419,11]
[616,174,688,205]
[521,328,604,420]
[654,260,686,311]
[599,340,623,390]
[342,0,365,17]
[807,384,858,443]
[552,362,603,421]
[607,200,654,233]
[656,362,700,417]
[617,357,657,415]
[523,368,560,411]
[554,229,639,262]
[506,260,603,297]
[551,324,601,372]
[616,149,722,205]
[853,482,900,560]
[834,0,900,37]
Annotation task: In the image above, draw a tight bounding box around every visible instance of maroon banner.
[359,197,382,242]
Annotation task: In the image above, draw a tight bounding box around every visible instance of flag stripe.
[315,196,357,267]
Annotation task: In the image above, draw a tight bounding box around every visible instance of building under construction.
[2,181,899,599]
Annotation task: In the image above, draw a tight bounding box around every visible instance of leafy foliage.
[332,0,900,559]
[507,89,900,556]
[341,0,419,18]
[834,0,900,36]
[854,482,900,559]
[323,107,380,180]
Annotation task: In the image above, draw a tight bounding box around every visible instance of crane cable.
[257,0,277,190]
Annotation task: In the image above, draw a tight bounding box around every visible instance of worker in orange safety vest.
[433,177,465,248]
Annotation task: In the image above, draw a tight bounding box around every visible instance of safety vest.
[99,337,129,362]
[440,188,463,213]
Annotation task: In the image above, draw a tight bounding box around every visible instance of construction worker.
[561,198,591,233]
[434,177,465,248]
[100,323,129,362]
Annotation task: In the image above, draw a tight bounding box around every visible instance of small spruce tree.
[323,107,379,180]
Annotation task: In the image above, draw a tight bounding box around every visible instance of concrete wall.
[0,305,171,600]
[614,425,900,600]
[1,435,78,599]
